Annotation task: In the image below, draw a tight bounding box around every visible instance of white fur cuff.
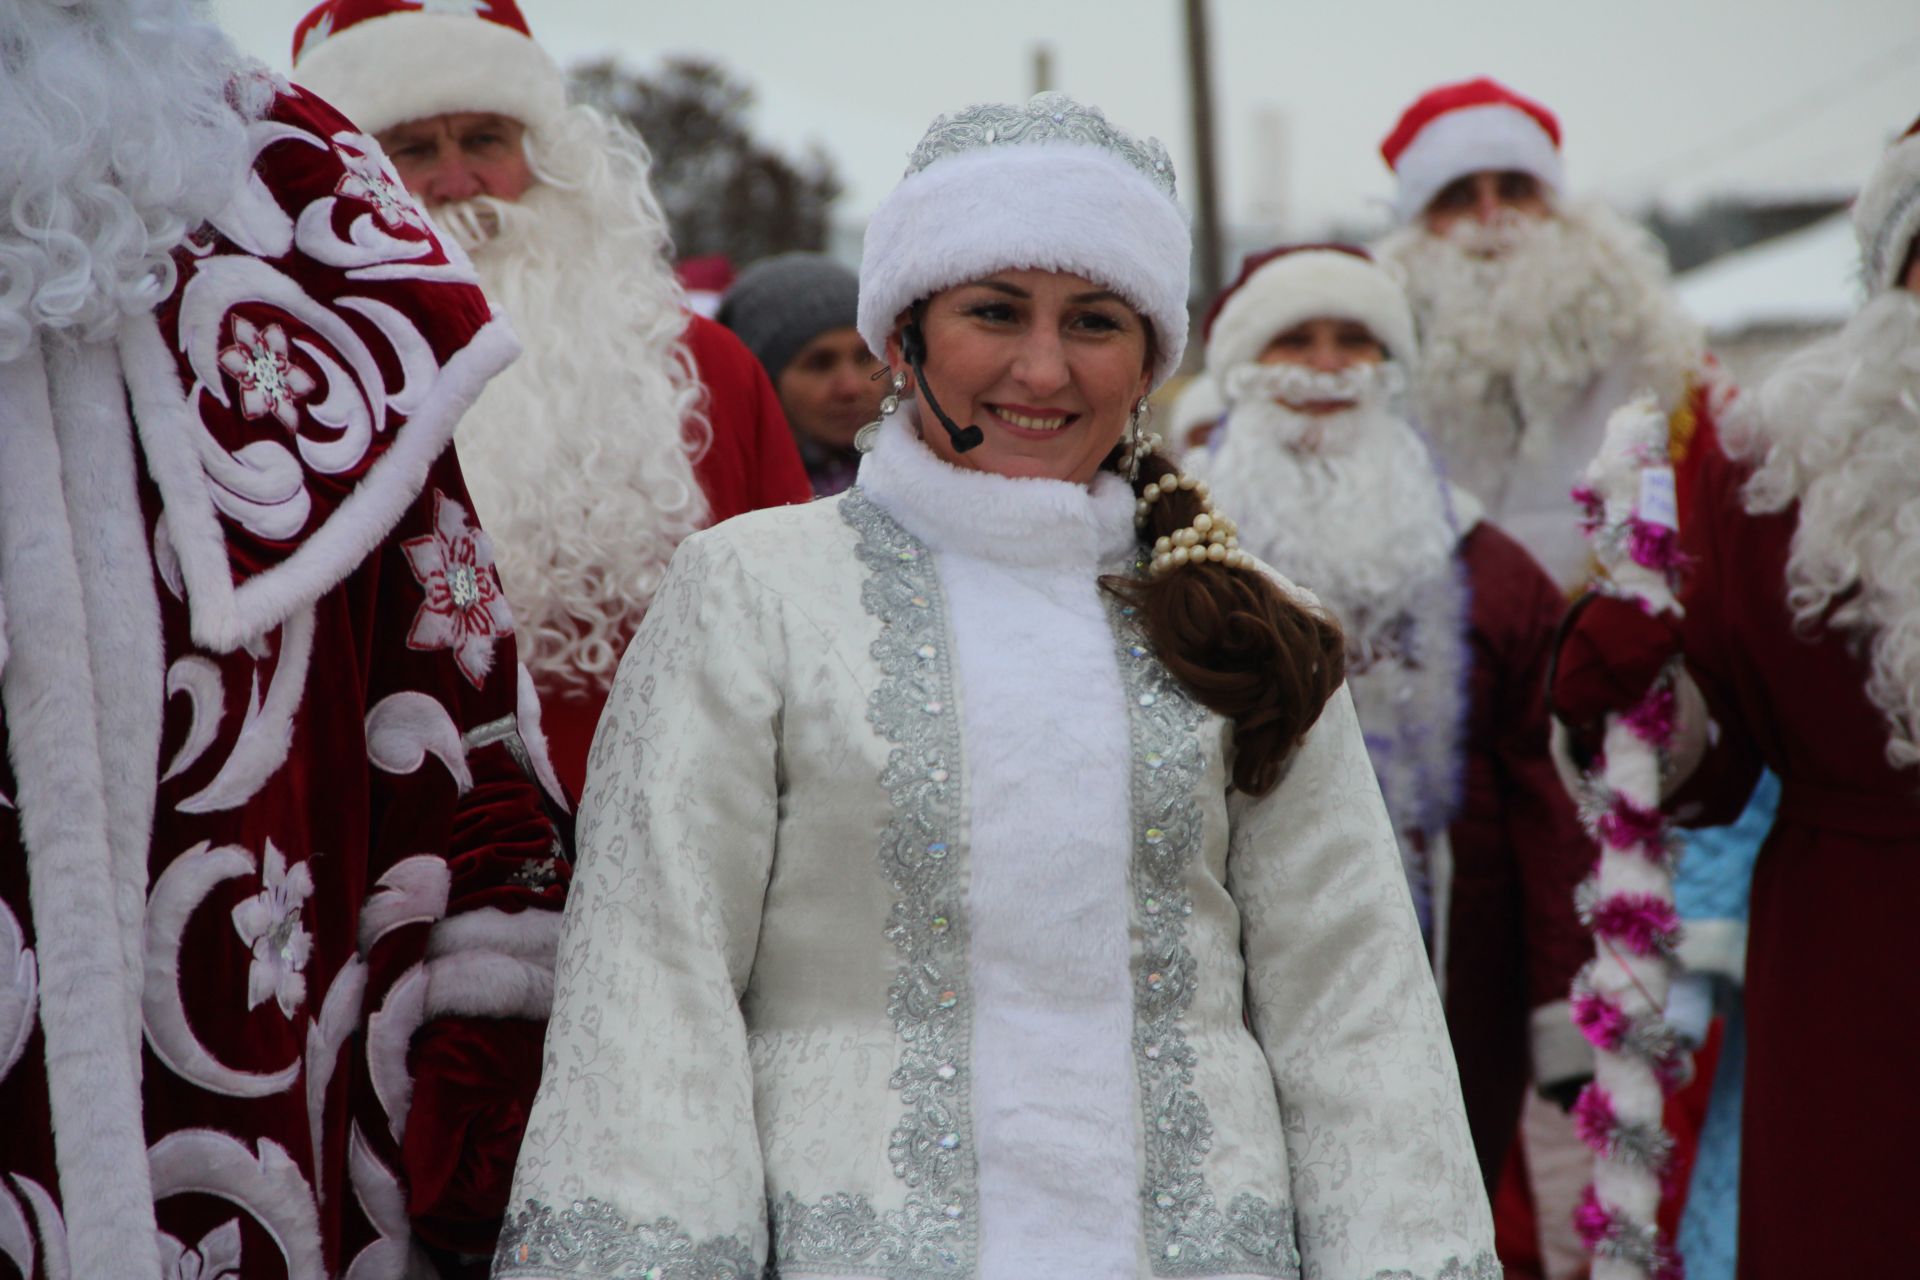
[424,950,555,1020]
[294,12,567,138]
[422,908,561,1020]
[1530,999,1597,1087]
[857,144,1191,385]
[426,905,561,962]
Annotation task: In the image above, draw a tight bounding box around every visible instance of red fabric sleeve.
[403,1017,548,1256]
[358,447,569,1256]
[1668,437,1766,827]
[1465,525,1597,1012]
[683,313,813,520]
[1551,594,1683,725]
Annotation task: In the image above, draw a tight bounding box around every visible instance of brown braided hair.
[1101,447,1347,797]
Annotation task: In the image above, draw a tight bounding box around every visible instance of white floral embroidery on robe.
[230,841,314,1018]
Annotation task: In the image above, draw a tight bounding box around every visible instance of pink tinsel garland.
[1585,893,1682,956]
[1626,520,1687,574]
[1597,795,1669,857]
[1620,681,1678,746]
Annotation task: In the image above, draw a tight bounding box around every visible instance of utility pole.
[1183,0,1224,305]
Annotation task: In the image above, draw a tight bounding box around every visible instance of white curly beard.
[0,0,267,360]
[1199,371,1470,866]
[1377,199,1701,507]
[1739,289,1920,768]
[441,106,710,691]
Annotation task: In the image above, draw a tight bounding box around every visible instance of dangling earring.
[1118,397,1161,482]
[855,369,910,453]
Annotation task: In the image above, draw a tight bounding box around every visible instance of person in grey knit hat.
[720,252,885,495]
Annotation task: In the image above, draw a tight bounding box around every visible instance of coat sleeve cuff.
[424,907,562,1020]
[1530,999,1597,1087]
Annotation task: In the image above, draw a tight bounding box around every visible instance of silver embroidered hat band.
[857,92,1192,387]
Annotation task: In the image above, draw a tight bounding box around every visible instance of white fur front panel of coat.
[861,416,1142,1277]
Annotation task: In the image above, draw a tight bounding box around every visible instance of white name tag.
[1638,466,1678,530]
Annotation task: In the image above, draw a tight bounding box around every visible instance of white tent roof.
[1675,212,1863,336]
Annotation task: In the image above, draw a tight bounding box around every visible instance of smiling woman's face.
[889,269,1154,485]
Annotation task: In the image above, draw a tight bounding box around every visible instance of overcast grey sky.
[217,0,1920,242]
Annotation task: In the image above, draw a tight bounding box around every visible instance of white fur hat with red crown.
[1855,113,1920,294]
[858,92,1192,387]
[291,0,566,137]
[1380,76,1564,225]
[1203,244,1418,379]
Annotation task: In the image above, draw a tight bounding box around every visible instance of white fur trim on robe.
[861,415,1142,1278]
[0,341,160,1277]
[423,907,562,1020]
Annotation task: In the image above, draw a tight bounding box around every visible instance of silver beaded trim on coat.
[492,1199,759,1279]
[903,91,1177,199]
[766,490,975,1278]
[1107,588,1300,1279]
[1369,1251,1505,1280]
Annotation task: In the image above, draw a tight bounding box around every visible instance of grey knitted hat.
[718,252,862,382]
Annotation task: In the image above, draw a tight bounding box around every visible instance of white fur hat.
[1381,77,1564,225]
[290,0,567,137]
[1204,246,1418,376]
[1854,118,1920,294]
[858,93,1191,386]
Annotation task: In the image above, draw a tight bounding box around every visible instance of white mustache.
[1223,360,1405,410]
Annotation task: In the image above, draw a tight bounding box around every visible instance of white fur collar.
[857,415,1136,569]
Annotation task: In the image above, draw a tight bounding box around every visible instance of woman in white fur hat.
[497,93,1495,1280]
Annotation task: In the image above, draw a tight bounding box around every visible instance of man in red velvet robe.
[1197,246,1596,1193]
[0,5,568,1276]
[1554,118,1920,1278]
[292,0,813,797]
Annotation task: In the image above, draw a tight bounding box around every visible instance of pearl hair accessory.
[1136,464,1255,577]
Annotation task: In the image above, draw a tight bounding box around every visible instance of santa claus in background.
[0,1,568,1275]
[1376,77,1712,590]
[1554,115,1920,1279]
[1196,245,1595,1196]
[293,0,812,795]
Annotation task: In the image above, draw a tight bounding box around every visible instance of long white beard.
[0,0,268,359]
[442,107,709,691]
[1377,199,1702,503]
[1203,370,1458,618]
[1740,289,1920,768]
[1201,374,1470,860]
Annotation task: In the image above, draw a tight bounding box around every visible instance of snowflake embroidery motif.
[334,147,428,233]
[402,490,514,687]
[216,317,317,431]
[230,841,314,1019]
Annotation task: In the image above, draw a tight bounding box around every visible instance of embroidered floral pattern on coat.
[400,489,513,686]
[229,839,314,1018]
[1109,592,1301,1278]
[495,1198,759,1279]
[762,491,977,1277]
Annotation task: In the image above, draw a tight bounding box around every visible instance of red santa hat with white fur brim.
[290,0,567,138]
[1381,77,1564,225]
[1203,245,1418,378]
[1854,114,1920,294]
[858,93,1192,387]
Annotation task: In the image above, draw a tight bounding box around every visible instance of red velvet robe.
[535,315,812,796]
[1446,521,1597,1189]
[0,87,567,1279]
[1671,436,1920,1278]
